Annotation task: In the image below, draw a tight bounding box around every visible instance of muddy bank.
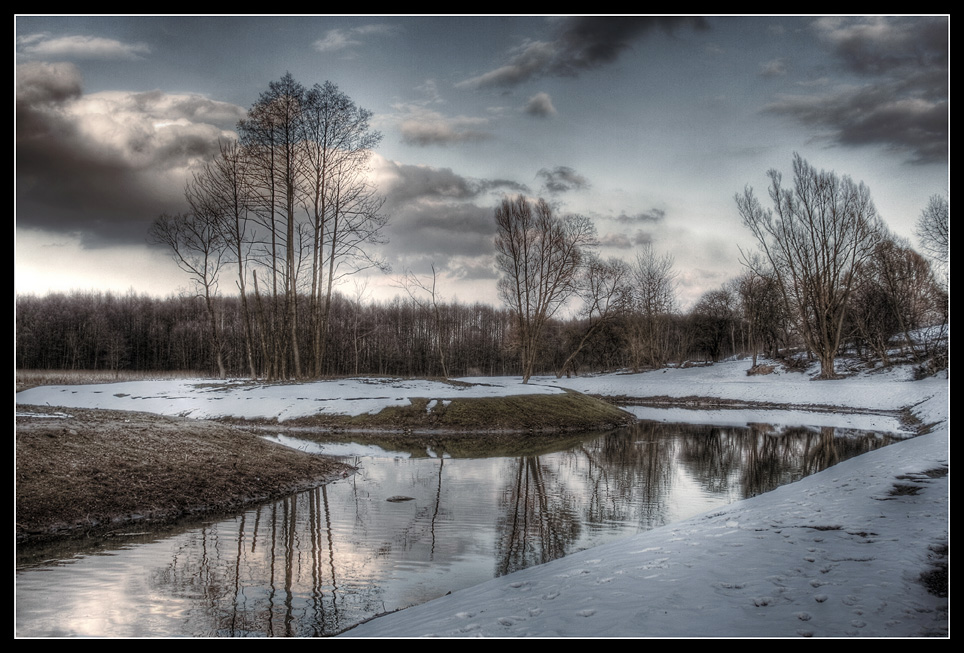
[15,406,353,545]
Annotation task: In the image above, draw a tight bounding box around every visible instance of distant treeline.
[14,272,947,380]
[16,291,518,378]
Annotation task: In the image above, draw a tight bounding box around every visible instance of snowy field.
[16,360,949,637]
[15,375,564,422]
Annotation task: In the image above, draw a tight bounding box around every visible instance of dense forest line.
[14,266,947,380]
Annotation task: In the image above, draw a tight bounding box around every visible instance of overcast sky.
[15,15,949,309]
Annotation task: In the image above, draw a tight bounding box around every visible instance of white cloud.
[17,33,151,60]
[313,23,399,53]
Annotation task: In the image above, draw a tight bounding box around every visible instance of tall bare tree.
[299,81,383,376]
[398,264,450,378]
[736,154,883,378]
[495,196,597,383]
[237,73,307,378]
[186,139,259,378]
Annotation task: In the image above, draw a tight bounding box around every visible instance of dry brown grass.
[16,369,204,392]
[16,405,352,545]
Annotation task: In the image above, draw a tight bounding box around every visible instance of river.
[15,417,904,637]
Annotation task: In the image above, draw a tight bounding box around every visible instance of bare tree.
[186,139,259,378]
[495,196,597,383]
[315,156,389,374]
[915,193,949,286]
[736,154,883,378]
[237,73,307,379]
[556,255,630,377]
[299,81,383,376]
[149,212,228,378]
[734,264,786,367]
[625,243,677,371]
[398,264,450,378]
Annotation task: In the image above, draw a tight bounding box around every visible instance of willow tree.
[736,154,883,378]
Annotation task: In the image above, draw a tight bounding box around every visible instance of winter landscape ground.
[15,358,949,637]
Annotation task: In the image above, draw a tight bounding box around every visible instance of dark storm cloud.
[766,17,948,165]
[16,62,244,247]
[460,16,709,89]
[537,166,589,194]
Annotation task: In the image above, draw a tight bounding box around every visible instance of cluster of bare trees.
[150,74,387,379]
[22,146,946,381]
[492,157,946,382]
[495,196,687,380]
[736,154,884,378]
[734,154,946,378]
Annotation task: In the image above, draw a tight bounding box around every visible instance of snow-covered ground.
[16,360,949,637]
[15,375,565,421]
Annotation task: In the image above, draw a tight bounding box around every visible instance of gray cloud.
[385,201,498,273]
[15,61,83,105]
[16,63,243,247]
[537,166,589,194]
[374,159,529,274]
[815,16,947,77]
[766,17,948,164]
[398,110,493,147]
[524,92,556,118]
[615,208,665,224]
[599,232,633,249]
[631,230,654,247]
[460,16,709,89]
[381,160,527,207]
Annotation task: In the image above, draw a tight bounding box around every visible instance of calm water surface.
[16,419,903,637]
